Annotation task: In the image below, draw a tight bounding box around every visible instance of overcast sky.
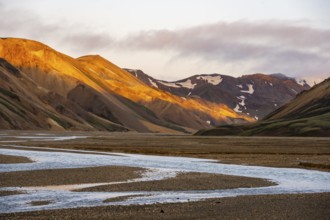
[1,0,329,83]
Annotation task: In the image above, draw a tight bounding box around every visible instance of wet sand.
[0,154,33,164]
[79,172,274,192]
[0,191,24,197]
[1,193,329,220]
[0,166,143,187]
[28,201,53,206]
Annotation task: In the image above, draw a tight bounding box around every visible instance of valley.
[1,0,329,218]
[0,38,329,219]
[1,38,312,134]
[0,132,329,219]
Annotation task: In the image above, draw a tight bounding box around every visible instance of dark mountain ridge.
[196,77,330,137]
[126,69,310,120]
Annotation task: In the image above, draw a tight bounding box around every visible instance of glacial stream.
[0,135,330,213]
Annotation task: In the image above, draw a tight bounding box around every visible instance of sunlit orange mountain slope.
[0,38,252,132]
[0,57,129,131]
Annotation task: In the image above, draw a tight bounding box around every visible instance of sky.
[1,0,330,84]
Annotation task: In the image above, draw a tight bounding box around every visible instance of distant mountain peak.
[270,73,292,80]
[128,69,311,120]
[270,73,310,88]
[195,74,223,86]
[295,79,308,87]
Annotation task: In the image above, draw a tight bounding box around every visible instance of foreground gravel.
[1,133,329,219]
[1,193,329,220]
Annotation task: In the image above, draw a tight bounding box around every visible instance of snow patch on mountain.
[159,81,181,88]
[237,96,246,106]
[196,75,223,85]
[234,95,248,113]
[265,81,273,86]
[177,79,197,89]
[296,79,307,87]
[234,104,242,113]
[159,80,196,89]
[237,84,243,89]
[241,84,254,94]
[148,78,158,88]
[291,88,298,94]
[127,69,139,77]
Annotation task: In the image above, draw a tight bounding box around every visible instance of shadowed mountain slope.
[0,58,128,131]
[126,69,310,120]
[0,38,252,132]
[196,78,330,137]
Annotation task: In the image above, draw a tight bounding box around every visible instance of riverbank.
[1,193,329,220]
[0,154,33,164]
[7,131,328,171]
[0,131,329,219]
[0,166,143,188]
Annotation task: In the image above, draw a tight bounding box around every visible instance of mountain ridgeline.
[125,69,310,120]
[0,38,253,133]
[1,38,320,135]
[196,77,330,136]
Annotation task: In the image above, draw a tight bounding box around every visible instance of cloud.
[0,4,113,54]
[123,21,330,51]
[119,21,330,79]
[0,1,329,81]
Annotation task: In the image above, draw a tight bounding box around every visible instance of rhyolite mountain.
[126,69,310,120]
[0,58,129,131]
[0,38,252,133]
[196,77,330,137]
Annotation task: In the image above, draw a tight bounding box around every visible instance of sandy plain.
[0,131,329,219]
[6,131,328,170]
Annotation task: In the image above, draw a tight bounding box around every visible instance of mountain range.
[125,69,310,120]
[196,77,330,136]
[0,38,252,133]
[0,38,314,134]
